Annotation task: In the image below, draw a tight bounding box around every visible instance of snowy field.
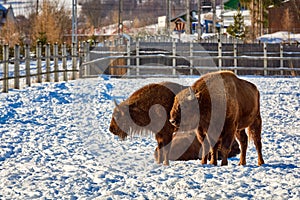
[0,75,299,199]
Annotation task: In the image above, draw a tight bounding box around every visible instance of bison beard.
[109,82,187,165]
[170,71,265,166]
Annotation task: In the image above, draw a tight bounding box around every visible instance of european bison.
[109,82,187,165]
[154,131,241,161]
[169,71,265,166]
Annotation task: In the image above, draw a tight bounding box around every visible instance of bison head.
[169,87,200,131]
[110,99,167,140]
[109,100,130,140]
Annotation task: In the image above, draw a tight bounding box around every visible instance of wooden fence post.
[233,43,237,74]
[25,44,31,87]
[263,43,267,76]
[190,42,193,75]
[3,45,9,93]
[71,42,77,80]
[85,42,90,76]
[127,40,131,76]
[79,41,84,77]
[45,43,51,82]
[14,44,20,89]
[280,44,283,76]
[62,43,68,81]
[136,39,140,76]
[36,42,42,83]
[218,39,222,69]
[53,43,59,82]
[172,40,176,75]
[80,41,86,76]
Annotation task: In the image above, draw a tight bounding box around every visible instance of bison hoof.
[209,160,218,166]
[221,160,228,166]
[157,160,162,164]
[258,160,265,166]
[163,160,169,166]
[238,161,246,166]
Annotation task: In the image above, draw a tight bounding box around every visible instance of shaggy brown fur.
[109,82,187,165]
[154,131,241,161]
[170,71,265,166]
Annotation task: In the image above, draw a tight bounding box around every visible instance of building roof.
[170,10,198,22]
[0,3,7,11]
[258,31,300,43]
[224,0,240,10]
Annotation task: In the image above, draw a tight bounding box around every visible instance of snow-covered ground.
[0,75,299,199]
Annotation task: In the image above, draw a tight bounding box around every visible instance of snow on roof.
[258,31,300,43]
[0,3,7,11]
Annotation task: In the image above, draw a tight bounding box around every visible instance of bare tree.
[32,0,71,44]
[1,18,20,47]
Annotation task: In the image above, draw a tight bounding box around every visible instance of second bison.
[169,71,265,166]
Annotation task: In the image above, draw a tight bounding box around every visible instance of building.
[268,0,300,33]
[170,7,251,35]
[0,3,15,27]
[0,0,35,17]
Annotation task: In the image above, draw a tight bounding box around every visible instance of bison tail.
[247,114,262,143]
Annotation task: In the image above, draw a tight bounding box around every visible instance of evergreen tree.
[227,9,246,40]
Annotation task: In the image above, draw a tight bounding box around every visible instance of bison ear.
[113,99,123,114]
[187,87,195,101]
[195,92,202,100]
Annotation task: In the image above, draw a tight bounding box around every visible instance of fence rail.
[0,43,84,93]
[84,40,300,77]
[1,40,300,93]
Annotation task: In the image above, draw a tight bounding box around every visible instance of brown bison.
[169,71,265,166]
[109,82,187,165]
[154,131,241,161]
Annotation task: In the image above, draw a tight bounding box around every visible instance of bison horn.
[187,87,195,100]
[114,99,119,108]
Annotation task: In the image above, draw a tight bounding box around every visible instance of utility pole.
[212,0,216,34]
[221,0,224,34]
[198,0,202,41]
[166,0,171,36]
[72,0,78,44]
[118,0,123,35]
[36,0,39,15]
[186,0,190,34]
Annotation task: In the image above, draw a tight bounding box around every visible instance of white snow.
[0,75,299,199]
[258,31,300,43]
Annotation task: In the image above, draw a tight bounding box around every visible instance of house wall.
[268,0,300,33]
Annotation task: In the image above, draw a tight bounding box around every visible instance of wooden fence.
[84,40,300,77]
[1,40,300,93]
[0,42,85,93]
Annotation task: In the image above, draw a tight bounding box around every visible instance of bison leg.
[155,142,171,165]
[155,127,173,166]
[236,129,248,165]
[196,128,209,165]
[201,139,209,165]
[155,133,165,164]
[162,131,173,166]
[156,143,164,164]
[154,146,163,164]
[220,123,236,166]
[209,141,220,166]
[249,115,265,166]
